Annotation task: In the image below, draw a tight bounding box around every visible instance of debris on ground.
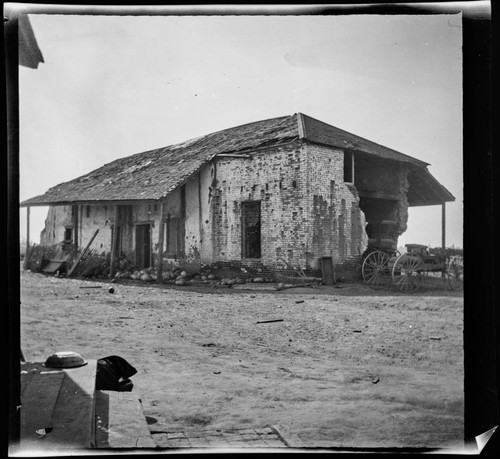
[20,265,464,449]
[276,282,317,291]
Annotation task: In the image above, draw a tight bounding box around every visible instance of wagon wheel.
[392,253,424,292]
[446,256,463,291]
[362,250,391,288]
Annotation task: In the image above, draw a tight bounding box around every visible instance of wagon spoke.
[398,275,409,292]
[366,269,380,286]
[364,270,377,283]
[393,274,407,288]
[392,252,424,292]
[362,251,390,289]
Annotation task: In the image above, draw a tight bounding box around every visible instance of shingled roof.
[20,113,451,207]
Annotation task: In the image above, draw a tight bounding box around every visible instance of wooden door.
[135,224,151,269]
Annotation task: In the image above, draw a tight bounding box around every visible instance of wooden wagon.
[361,221,463,292]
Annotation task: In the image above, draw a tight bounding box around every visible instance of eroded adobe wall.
[42,203,162,262]
[393,167,410,236]
[40,205,74,245]
[41,204,120,254]
[78,205,113,253]
[355,155,411,238]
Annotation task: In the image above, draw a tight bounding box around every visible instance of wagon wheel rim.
[362,251,390,288]
[446,258,464,291]
[392,253,424,292]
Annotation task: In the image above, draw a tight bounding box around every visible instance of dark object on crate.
[96,355,137,392]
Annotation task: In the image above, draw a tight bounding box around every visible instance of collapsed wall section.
[356,154,411,245]
[41,205,73,246]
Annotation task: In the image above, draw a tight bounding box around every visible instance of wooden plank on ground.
[20,371,66,453]
[41,360,97,451]
[41,260,65,274]
[94,390,156,448]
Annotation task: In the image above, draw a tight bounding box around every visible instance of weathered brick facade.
[40,138,414,277]
[29,113,455,281]
[202,140,369,272]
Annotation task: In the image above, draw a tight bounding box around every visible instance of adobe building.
[21,113,454,279]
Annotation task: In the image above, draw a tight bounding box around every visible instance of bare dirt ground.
[19,268,464,451]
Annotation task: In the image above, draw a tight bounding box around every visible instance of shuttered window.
[166,217,182,257]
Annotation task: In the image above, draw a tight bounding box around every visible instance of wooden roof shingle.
[21,115,297,206]
[20,113,453,207]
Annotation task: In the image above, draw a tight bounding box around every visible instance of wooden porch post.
[156,201,165,284]
[110,205,119,278]
[73,205,79,247]
[441,201,446,251]
[26,205,30,250]
[441,201,446,277]
[25,206,31,264]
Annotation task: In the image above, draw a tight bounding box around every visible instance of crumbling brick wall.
[354,154,411,241]
[207,140,368,271]
[205,142,309,267]
[393,167,410,235]
[304,143,368,265]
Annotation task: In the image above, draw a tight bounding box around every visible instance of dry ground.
[19,269,464,451]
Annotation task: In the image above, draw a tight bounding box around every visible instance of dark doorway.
[135,224,151,268]
[242,201,261,258]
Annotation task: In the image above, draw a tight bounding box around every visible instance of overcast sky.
[18,9,463,248]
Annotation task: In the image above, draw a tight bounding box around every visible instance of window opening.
[344,151,354,183]
[64,227,73,243]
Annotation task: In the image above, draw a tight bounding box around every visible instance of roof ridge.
[177,113,295,143]
[296,112,306,138]
[114,114,297,159]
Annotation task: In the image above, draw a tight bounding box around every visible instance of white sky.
[18,10,463,248]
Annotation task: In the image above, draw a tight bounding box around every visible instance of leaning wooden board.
[19,360,97,454]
